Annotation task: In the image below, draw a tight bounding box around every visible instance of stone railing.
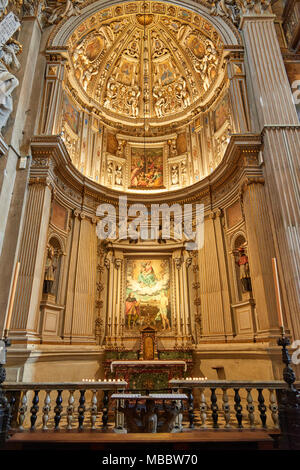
[2,379,298,434]
[169,379,300,430]
[2,381,127,433]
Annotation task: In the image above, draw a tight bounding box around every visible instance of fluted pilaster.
[71,216,97,342]
[241,178,279,332]
[197,214,227,339]
[241,13,300,337]
[10,180,52,338]
[63,212,81,341]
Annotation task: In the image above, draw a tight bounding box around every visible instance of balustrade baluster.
[269,389,279,429]
[78,390,86,431]
[7,393,16,431]
[42,390,51,431]
[102,390,109,429]
[210,388,219,428]
[30,390,39,431]
[246,388,255,429]
[19,391,27,431]
[233,388,243,428]
[257,389,267,428]
[54,390,63,430]
[187,389,195,428]
[199,389,207,428]
[90,390,98,430]
[222,388,231,428]
[66,390,75,430]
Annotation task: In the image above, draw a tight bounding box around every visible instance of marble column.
[241,12,300,337]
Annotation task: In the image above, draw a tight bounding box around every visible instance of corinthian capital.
[208,0,272,27]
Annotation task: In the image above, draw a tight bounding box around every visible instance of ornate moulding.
[45,1,242,130]
[30,132,263,213]
[65,3,224,126]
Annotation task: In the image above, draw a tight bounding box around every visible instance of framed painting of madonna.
[124,257,172,331]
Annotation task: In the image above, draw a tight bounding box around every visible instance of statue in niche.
[171,165,179,185]
[107,161,113,185]
[43,245,56,294]
[236,245,252,292]
[127,85,140,117]
[116,140,126,158]
[153,85,166,118]
[115,165,123,186]
[168,139,177,158]
[0,40,22,133]
[181,161,187,186]
[175,77,190,108]
[104,75,118,110]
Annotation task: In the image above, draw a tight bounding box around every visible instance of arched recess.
[230,230,251,302]
[44,234,65,303]
[47,0,241,49]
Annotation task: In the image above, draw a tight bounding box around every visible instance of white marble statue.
[171,165,179,185]
[0,41,21,133]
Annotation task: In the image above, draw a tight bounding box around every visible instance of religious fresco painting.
[125,258,171,330]
[62,93,80,134]
[214,93,230,131]
[130,147,164,188]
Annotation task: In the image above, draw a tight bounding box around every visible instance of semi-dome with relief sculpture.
[57,2,231,191]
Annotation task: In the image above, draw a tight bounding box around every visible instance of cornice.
[30,133,263,210]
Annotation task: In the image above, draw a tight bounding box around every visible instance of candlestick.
[272,257,285,333]
[3,261,20,338]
